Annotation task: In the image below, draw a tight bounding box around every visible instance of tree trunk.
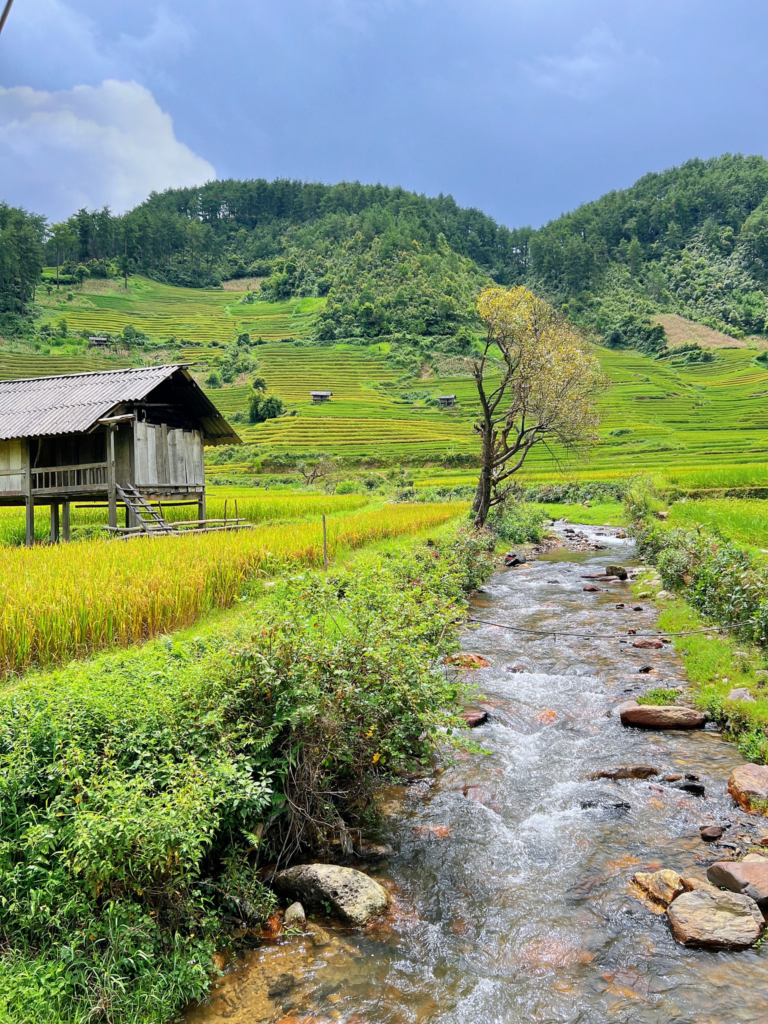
[472,421,494,527]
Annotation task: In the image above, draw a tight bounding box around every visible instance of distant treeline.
[6,155,768,350]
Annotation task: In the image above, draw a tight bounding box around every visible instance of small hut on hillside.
[310,391,333,403]
[0,365,240,544]
[438,394,457,408]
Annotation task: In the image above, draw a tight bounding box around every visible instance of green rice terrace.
[8,274,768,484]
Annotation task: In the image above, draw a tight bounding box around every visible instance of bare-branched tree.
[471,286,607,526]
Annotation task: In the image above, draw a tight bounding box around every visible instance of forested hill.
[6,155,768,352]
[37,181,531,343]
[528,154,768,351]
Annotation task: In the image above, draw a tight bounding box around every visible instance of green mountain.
[528,153,768,352]
[6,155,768,358]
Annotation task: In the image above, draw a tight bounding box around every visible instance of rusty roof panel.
[0,365,240,444]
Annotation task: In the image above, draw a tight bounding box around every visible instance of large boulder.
[728,764,768,815]
[666,889,763,949]
[707,858,768,908]
[273,864,388,926]
[605,564,628,580]
[726,687,756,703]
[620,705,705,729]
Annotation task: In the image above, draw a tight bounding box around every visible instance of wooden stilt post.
[323,513,328,572]
[107,425,117,529]
[50,503,60,543]
[24,438,34,547]
[197,490,206,527]
[62,501,70,542]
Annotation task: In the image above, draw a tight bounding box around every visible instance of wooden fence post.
[62,501,70,542]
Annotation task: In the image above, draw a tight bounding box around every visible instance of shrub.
[485,501,548,544]
[637,688,679,706]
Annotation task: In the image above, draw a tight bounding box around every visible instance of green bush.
[486,501,548,544]
[637,688,679,706]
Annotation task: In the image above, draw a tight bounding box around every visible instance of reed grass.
[0,502,466,678]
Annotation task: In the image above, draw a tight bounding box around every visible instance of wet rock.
[587,764,660,781]
[638,665,655,674]
[632,606,644,612]
[504,551,526,566]
[460,709,488,728]
[535,708,558,725]
[446,653,490,669]
[666,889,764,949]
[620,705,706,729]
[665,773,683,782]
[707,858,768,908]
[615,603,625,609]
[605,564,629,579]
[583,584,601,592]
[728,764,768,815]
[630,869,685,912]
[682,875,718,892]
[632,638,664,650]
[273,864,388,926]
[727,687,756,702]
[656,590,674,600]
[267,973,297,999]
[505,663,526,673]
[283,902,306,927]
[672,780,706,797]
[353,841,394,861]
[463,785,493,804]
[686,772,701,780]
[580,799,631,811]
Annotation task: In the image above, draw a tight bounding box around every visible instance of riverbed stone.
[283,902,306,927]
[460,709,488,728]
[620,704,706,729]
[605,564,628,580]
[707,859,768,908]
[700,825,724,841]
[504,551,526,566]
[446,653,490,669]
[630,869,685,913]
[273,864,388,926]
[728,764,768,815]
[587,765,660,781]
[666,889,764,949]
[583,584,601,592]
[631,638,664,650]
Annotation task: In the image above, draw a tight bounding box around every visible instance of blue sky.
[1,0,767,226]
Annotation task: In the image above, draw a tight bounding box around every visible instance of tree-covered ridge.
[528,154,768,349]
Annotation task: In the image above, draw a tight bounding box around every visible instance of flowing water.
[186,528,768,1024]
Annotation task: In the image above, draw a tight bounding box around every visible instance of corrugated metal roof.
[0,365,240,444]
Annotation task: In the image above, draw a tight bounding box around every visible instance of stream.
[185,527,768,1024]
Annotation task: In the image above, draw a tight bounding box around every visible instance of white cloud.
[0,80,216,218]
[520,26,654,101]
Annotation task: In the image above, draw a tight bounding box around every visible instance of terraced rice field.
[37,277,322,346]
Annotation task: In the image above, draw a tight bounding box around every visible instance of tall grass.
[0,502,466,679]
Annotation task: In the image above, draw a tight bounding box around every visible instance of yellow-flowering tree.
[471,286,606,525]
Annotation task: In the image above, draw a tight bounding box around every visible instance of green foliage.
[636,688,680,706]
[0,204,46,318]
[485,501,549,544]
[248,392,284,423]
[0,533,491,1022]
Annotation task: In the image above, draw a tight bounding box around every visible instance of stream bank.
[185,525,768,1024]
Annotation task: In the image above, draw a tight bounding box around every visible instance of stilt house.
[0,365,240,544]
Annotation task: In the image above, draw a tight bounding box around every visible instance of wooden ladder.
[115,484,172,535]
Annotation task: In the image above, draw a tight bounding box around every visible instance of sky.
[1,0,767,228]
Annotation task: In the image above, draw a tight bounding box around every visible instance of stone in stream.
[700,825,724,841]
[671,780,706,797]
[638,665,655,674]
[283,902,307,927]
[605,564,629,580]
[446,653,490,669]
[353,841,394,861]
[273,864,388,926]
[620,704,706,729]
[505,663,526,673]
[460,709,488,728]
[504,551,526,566]
[728,764,768,815]
[583,584,601,592]
[632,638,664,650]
[462,785,493,805]
[587,765,660,781]
[666,889,764,949]
[630,869,685,913]
[727,687,756,702]
[665,773,683,782]
[707,856,768,908]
